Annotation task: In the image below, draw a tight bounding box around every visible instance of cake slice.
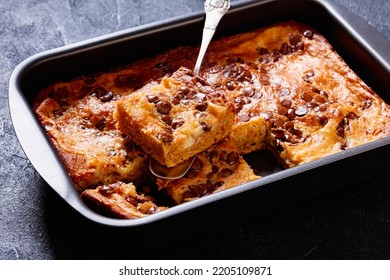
[156,139,260,204]
[114,66,235,167]
[34,81,148,193]
[81,181,168,219]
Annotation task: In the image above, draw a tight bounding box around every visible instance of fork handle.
[194,0,230,75]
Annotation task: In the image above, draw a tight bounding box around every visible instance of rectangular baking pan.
[9,0,390,227]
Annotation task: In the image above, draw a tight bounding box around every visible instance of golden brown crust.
[81,181,167,219]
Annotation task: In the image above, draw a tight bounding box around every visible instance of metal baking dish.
[9,0,390,227]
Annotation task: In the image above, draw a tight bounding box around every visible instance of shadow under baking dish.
[9,0,390,227]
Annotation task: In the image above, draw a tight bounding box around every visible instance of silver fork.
[194,0,231,75]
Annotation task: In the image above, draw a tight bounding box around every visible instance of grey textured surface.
[1,0,390,259]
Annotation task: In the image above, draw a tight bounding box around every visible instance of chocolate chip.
[209,92,223,104]
[284,121,295,132]
[115,74,140,88]
[303,29,314,39]
[191,157,203,170]
[238,114,251,122]
[243,87,255,97]
[243,97,252,104]
[320,90,329,99]
[99,185,116,196]
[192,93,207,103]
[100,91,114,102]
[295,105,308,116]
[302,92,313,102]
[362,99,372,110]
[280,99,292,108]
[258,56,271,64]
[179,86,190,95]
[180,99,191,106]
[196,102,208,112]
[157,129,173,143]
[171,118,184,129]
[280,43,289,54]
[303,70,315,82]
[318,104,327,111]
[90,87,102,97]
[346,112,358,120]
[209,150,218,162]
[171,95,181,105]
[289,34,302,45]
[219,168,233,177]
[272,129,286,139]
[91,87,114,102]
[259,67,267,74]
[278,105,288,115]
[260,111,273,120]
[314,95,326,104]
[311,86,320,93]
[156,100,172,114]
[213,181,224,189]
[306,102,317,109]
[287,108,295,120]
[126,196,138,206]
[260,74,271,85]
[147,95,160,103]
[96,120,106,131]
[226,81,235,90]
[273,117,285,128]
[196,184,209,196]
[226,151,239,165]
[306,70,315,77]
[242,70,252,81]
[161,115,171,124]
[317,115,328,126]
[271,50,281,62]
[296,41,304,51]
[254,91,263,99]
[183,191,193,200]
[234,97,244,112]
[290,45,296,52]
[336,120,346,138]
[219,151,227,161]
[212,165,219,174]
[194,111,205,118]
[336,114,355,139]
[258,47,269,55]
[200,121,210,131]
[185,170,197,178]
[293,129,303,138]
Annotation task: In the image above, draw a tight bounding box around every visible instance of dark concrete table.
[1,0,389,259]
